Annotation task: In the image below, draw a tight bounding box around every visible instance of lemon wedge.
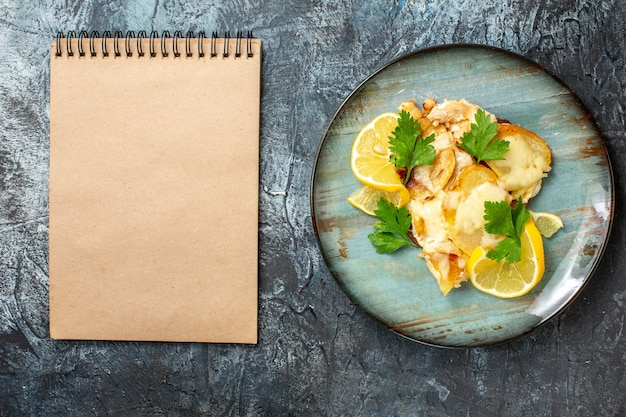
[347,186,406,216]
[530,211,564,238]
[350,112,410,206]
[466,219,545,298]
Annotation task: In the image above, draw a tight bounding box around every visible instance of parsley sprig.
[459,109,509,163]
[389,110,436,184]
[368,198,419,254]
[483,199,531,263]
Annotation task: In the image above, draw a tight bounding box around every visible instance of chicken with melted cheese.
[399,98,552,295]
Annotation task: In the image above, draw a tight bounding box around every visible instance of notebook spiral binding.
[55,30,255,59]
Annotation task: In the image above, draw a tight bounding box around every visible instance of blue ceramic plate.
[311,45,614,348]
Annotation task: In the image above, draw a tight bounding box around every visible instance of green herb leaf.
[483,201,516,237]
[458,108,509,164]
[483,199,531,263]
[368,197,419,254]
[368,232,413,254]
[512,200,531,238]
[488,237,521,264]
[388,110,436,183]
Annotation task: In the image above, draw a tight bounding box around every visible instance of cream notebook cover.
[49,31,260,343]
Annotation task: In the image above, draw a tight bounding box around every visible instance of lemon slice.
[530,211,564,238]
[467,219,545,298]
[347,186,405,216]
[350,112,410,206]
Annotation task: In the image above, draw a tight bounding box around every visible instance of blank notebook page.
[49,34,260,343]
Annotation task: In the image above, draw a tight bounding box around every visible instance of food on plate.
[350,112,411,207]
[347,185,406,216]
[467,219,544,298]
[530,211,564,238]
[484,124,552,203]
[349,98,560,297]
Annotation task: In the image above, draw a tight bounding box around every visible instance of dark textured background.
[0,1,625,416]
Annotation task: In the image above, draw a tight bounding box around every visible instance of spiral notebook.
[49,31,261,343]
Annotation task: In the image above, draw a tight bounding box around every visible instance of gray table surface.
[1,1,625,416]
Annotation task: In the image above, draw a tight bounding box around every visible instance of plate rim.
[310,43,615,348]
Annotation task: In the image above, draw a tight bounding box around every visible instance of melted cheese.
[408,194,448,251]
[454,182,508,235]
[494,136,551,200]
